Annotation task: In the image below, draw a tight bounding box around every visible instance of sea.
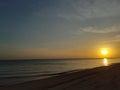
[0,58,120,85]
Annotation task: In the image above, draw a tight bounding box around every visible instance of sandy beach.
[1,63,120,90]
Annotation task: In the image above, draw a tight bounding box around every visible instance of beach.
[1,63,120,90]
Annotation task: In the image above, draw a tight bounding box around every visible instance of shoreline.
[0,69,84,86]
[1,63,120,90]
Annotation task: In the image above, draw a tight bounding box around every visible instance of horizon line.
[0,57,120,60]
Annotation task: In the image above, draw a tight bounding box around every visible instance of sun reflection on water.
[103,58,108,66]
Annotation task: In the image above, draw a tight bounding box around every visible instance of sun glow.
[101,49,108,55]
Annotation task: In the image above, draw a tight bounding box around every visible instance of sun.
[101,49,108,55]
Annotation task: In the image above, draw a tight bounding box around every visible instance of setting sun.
[101,49,108,55]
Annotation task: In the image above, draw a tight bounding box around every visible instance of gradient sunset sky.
[0,0,120,59]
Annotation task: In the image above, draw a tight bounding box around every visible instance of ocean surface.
[0,58,120,85]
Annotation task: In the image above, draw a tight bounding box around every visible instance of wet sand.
[1,63,120,90]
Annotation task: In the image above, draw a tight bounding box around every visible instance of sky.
[0,0,120,59]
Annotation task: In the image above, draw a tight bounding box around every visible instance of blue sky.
[0,0,120,59]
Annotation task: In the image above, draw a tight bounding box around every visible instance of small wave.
[0,72,61,80]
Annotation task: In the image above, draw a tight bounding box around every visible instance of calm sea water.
[0,58,120,85]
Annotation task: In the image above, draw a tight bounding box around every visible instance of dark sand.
[1,63,120,90]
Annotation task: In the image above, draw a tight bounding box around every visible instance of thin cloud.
[104,35,120,43]
[81,25,120,34]
[56,0,120,20]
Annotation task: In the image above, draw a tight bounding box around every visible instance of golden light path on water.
[103,58,108,66]
[101,48,109,66]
